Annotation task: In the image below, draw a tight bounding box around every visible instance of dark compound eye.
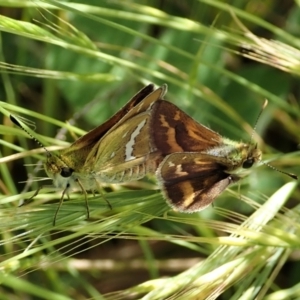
[60,167,74,178]
[243,158,254,169]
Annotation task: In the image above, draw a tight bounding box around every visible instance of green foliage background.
[0,0,299,299]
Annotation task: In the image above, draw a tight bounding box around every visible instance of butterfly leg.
[94,180,112,210]
[76,179,90,221]
[53,184,70,226]
[18,186,43,207]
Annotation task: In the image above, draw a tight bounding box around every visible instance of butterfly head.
[44,154,76,189]
[242,143,262,168]
[227,142,262,178]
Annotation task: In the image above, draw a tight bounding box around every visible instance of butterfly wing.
[90,111,161,182]
[59,84,165,172]
[157,152,235,212]
[82,86,167,181]
[107,84,167,131]
[151,100,222,154]
[69,84,156,152]
[84,85,167,165]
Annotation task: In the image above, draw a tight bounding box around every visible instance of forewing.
[69,84,156,152]
[84,85,167,166]
[157,152,232,212]
[151,100,222,154]
[108,84,167,129]
[91,112,160,173]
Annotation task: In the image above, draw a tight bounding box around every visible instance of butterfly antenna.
[248,102,297,180]
[262,161,298,180]
[10,115,52,157]
[250,99,268,142]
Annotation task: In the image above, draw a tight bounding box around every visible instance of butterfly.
[11,84,167,224]
[150,99,283,212]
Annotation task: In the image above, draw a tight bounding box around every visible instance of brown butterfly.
[150,99,297,212]
[11,84,167,224]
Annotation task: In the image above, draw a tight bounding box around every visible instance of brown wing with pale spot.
[157,152,235,212]
[85,85,167,165]
[95,113,154,168]
[151,100,222,155]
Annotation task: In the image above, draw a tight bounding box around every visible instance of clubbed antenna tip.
[262,99,268,109]
[10,115,21,127]
[263,161,298,180]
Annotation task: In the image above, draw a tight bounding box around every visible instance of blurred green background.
[0,0,299,299]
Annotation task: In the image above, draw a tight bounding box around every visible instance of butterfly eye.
[60,167,74,178]
[243,158,254,169]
